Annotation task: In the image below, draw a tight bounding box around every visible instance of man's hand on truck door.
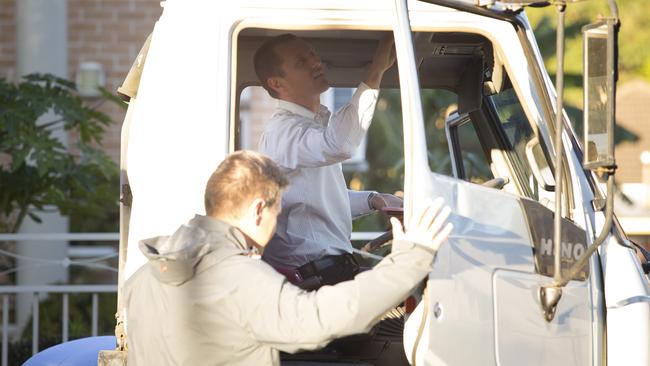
[390,197,453,252]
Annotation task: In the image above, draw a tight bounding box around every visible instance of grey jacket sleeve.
[238,240,436,353]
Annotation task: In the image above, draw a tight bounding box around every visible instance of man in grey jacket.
[124,150,453,366]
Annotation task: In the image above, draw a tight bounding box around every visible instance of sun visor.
[457,56,484,114]
[117,33,152,102]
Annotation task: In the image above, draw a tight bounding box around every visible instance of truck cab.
[29,0,650,365]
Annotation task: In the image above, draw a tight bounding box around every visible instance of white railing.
[351,232,383,241]
[0,233,119,277]
[0,231,383,365]
[0,233,119,366]
[0,285,117,366]
[0,233,118,242]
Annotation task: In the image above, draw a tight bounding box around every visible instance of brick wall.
[615,80,650,183]
[0,0,162,162]
[68,0,162,162]
[0,1,16,80]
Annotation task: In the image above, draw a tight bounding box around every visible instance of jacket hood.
[139,215,251,286]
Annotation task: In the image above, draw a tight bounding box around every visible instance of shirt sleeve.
[260,83,379,170]
[349,190,375,219]
[238,240,437,353]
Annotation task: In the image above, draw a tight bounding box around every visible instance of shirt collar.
[277,99,331,123]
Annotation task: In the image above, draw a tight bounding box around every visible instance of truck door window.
[487,87,554,201]
[448,115,494,184]
[406,29,555,202]
[411,31,496,182]
[423,90,457,177]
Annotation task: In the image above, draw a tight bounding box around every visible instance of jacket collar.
[188,215,252,251]
[138,215,255,286]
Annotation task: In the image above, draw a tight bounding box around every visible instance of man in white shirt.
[254,33,401,288]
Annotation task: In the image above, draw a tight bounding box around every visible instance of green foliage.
[347,90,405,233]
[526,1,642,146]
[0,74,119,233]
[348,88,457,232]
[526,0,650,82]
[0,75,120,364]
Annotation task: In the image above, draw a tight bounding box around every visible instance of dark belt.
[296,253,360,289]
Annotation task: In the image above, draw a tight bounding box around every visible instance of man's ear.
[250,198,266,226]
[267,76,284,96]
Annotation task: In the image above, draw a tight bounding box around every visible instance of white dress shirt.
[259,83,379,268]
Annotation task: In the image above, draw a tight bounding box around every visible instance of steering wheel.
[361,231,393,252]
[482,176,510,189]
[360,207,403,253]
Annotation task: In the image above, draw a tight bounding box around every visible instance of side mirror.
[582,19,618,170]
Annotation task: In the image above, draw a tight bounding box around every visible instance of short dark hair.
[204,151,288,218]
[253,33,298,98]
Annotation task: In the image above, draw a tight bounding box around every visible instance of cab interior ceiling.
[237,29,504,114]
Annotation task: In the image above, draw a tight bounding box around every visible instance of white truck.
[26,0,650,365]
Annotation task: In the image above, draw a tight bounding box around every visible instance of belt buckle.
[292,269,304,284]
[297,260,317,279]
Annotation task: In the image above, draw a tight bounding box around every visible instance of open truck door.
[393,1,595,364]
[396,1,649,365]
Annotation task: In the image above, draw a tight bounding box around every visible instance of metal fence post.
[2,295,8,366]
[32,292,39,355]
[92,293,99,337]
[62,293,69,342]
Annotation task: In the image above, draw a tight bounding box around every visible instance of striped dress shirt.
[259,83,379,268]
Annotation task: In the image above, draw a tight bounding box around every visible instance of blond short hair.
[204,151,288,218]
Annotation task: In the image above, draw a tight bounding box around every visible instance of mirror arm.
[538,3,567,323]
[557,173,615,287]
[631,242,650,275]
[540,173,615,321]
[607,0,619,22]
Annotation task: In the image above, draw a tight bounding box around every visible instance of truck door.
[391,1,595,365]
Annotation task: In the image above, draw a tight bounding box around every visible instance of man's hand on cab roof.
[365,34,396,89]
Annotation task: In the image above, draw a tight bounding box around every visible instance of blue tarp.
[23,336,116,366]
